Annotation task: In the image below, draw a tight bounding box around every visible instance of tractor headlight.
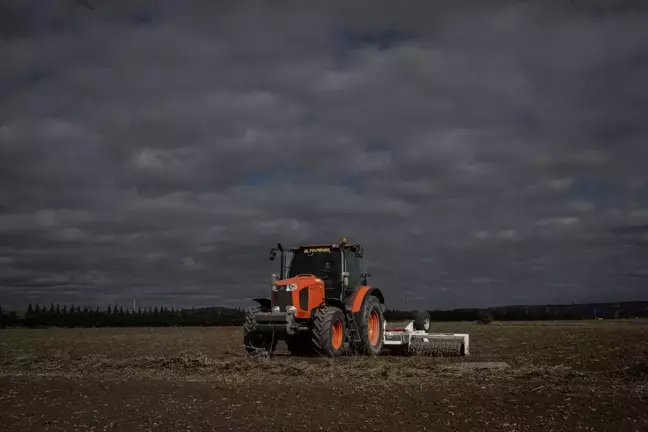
[285,283,298,291]
[272,306,280,312]
[271,284,278,291]
[286,306,296,314]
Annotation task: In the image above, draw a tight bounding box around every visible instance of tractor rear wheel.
[243,306,278,356]
[355,295,384,355]
[311,306,346,357]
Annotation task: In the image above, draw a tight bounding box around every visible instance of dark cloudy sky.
[1,0,648,310]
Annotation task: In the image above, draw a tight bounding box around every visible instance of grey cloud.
[1,0,648,310]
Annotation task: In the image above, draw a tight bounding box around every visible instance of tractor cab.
[269,238,368,300]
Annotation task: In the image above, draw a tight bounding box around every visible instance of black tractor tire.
[311,306,347,357]
[243,306,278,356]
[285,333,315,357]
[413,310,431,332]
[354,295,384,355]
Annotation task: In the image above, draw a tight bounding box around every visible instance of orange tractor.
[243,238,386,357]
[243,238,470,358]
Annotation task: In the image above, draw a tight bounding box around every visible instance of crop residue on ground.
[1,321,647,431]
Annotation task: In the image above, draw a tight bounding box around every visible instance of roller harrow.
[382,320,469,357]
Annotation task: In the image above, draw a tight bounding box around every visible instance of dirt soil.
[1,320,647,431]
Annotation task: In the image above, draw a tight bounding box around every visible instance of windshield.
[287,247,341,282]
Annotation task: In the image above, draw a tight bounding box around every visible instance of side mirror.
[356,246,363,258]
[269,249,277,260]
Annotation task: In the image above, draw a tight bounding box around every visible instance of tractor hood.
[274,274,324,288]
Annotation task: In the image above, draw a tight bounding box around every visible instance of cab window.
[345,251,362,288]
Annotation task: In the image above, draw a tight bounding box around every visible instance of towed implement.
[243,238,469,357]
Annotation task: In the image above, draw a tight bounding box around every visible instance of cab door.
[343,249,362,291]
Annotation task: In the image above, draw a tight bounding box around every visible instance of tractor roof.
[296,238,362,252]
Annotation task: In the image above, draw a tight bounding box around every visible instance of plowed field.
[1,320,647,431]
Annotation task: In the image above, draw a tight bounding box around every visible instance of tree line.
[1,300,647,328]
[0,304,245,328]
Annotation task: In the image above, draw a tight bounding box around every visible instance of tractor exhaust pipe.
[277,243,285,279]
[269,243,286,279]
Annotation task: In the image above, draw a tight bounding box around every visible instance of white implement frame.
[382,320,470,355]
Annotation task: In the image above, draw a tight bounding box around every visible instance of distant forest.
[1,301,647,328]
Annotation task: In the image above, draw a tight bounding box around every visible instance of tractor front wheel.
[243,306,278,356]
[311,306,346,357]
